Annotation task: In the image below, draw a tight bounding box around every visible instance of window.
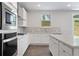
[41,14,51,26]
[73,15,79,36]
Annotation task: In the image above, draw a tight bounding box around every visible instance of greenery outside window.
[73,15,79,36]
[41,15,51,27]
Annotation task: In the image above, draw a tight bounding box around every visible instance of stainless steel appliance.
[0,2,2,30]
[3,32,17,56]
[0,2,2,56]
[0,2,17,56]
[2,3,16,30]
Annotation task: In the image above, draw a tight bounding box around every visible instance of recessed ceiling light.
[37,4,40,7]
[67,4,71,7]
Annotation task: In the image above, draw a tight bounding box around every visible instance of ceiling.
[19,2,79,11]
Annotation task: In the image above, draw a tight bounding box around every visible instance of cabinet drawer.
[50,36,58,44]
[59,42,72,56]
[59,48,72,56]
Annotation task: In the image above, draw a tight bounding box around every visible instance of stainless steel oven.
[0,2,2,30]
[0,2,2,56]
[3,32,17,56]
[2,3,16,30]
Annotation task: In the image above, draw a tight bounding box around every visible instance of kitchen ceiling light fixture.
[37,4,41,7]
[67,4,71,7]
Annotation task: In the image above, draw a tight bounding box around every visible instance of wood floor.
[23,45,51,56]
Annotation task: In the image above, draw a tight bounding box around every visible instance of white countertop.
[0,30,17,33]
[17,35,24,38]
[17,33,29,39]
[50,34,79,48]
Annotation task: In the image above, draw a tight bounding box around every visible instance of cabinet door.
[23,8,27,20]
[18,6,27,27]
[59,42,72,56]
[52,42,58,56]
[49,36,58,56]
[23,8,27,26]
[23,20,27,26]
[30,34,49,44]
[18,35,30,56]
[59,49,71,56]
[74,48,79,56]
[18,6,23,18]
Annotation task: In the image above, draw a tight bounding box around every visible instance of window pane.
[73,15,79,36]
[41,15,51,26]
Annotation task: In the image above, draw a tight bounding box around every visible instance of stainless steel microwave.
[2,3,16,30]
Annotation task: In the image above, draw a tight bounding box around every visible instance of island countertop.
[50,34,79,48]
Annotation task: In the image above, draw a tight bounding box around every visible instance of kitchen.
[0,2,79,56]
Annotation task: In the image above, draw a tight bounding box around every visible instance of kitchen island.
[49,34,79,56]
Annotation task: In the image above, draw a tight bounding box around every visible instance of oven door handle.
[3,36,17,43]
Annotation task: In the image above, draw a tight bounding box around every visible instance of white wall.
[27,11,53,27]
[27,11,52,44]
[53,11,73,44]
[27,10,79,45]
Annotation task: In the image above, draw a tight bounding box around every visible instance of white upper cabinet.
[18,4,27,27]
[23,8,27,20]
[22,8,27,26]
[18,5,23,18]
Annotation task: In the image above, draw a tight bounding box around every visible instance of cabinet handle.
[63,50,66,52]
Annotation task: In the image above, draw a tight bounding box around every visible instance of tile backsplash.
[25,27,61,34]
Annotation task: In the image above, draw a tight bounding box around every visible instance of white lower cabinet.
[18,34,30,56]
[74,48,79,56]
[49,36,58,56]
[59,42,72,56]
[49,36,79,56]
[30,34,49,45]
